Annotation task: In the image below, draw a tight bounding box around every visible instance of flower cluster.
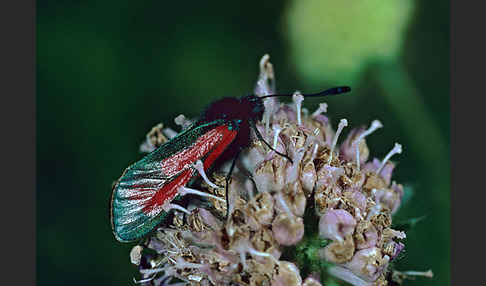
[130,55,425,286]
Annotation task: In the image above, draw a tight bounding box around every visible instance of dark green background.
[37,1,449,285]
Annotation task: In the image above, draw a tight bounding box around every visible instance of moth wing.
[110,122,237,242]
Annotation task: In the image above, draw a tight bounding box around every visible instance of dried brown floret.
[363,173,387,194]
[131,55,417,286]
[320,235,356,263]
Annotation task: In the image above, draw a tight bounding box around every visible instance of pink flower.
[354,221,378,250]
[340,126,369,164]
[272,213,305,246]
[319,209,357,242]
[126,55,416,286]
[271,261,302,286]
[363,158,395,186]
[344,247,390,282]
[302,277,322,286]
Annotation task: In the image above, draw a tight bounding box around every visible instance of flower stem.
[376,62,449,207]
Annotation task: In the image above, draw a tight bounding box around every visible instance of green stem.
[376,62,449,207]
[376,62,450,284]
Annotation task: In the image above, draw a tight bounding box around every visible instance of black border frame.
[1,0,481,284]
[450,1,484,285]
[1,0,36,285]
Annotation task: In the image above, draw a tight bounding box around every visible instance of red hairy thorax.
[202,95,264,123]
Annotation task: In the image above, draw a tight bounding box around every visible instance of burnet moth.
[110,86,351,242]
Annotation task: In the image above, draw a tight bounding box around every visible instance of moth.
[110,87,351,242]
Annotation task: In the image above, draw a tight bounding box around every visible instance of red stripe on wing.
[141,169,194,216]
[138,125,237,216]
[159,126,236,177]
[203,125,238,170]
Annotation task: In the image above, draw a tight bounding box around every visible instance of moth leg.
[246,172,258,199]
[233,159,258,200]
[178,186,225,203]
[249,119,293,164]
[225,150,241,219]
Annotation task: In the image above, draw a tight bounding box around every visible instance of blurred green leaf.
[393,215,427,232]
[401,184,415,209]
[323,277,341,286]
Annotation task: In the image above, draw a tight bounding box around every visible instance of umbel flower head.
[129,55,430,286]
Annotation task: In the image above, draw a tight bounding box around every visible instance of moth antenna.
[329,119,348,163]
[287,147,306,184]
[292,92,304,125]
[249,119,293,164]
[377,143,402,174]
[355,120,383,171]
[260,86,351,99]
[193,160,222,189]
[179,186,225,203]
[225,152,240,220]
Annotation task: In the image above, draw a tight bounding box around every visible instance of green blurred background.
[37,0,449,285]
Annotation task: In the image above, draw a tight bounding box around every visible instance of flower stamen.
[133,276,156,284]
[263,99,276,133]
[178,186,225,203]
[377,143,402,175]
[276,192,294,218]
[401,270,434,278]
[293,92,304,125]
[247,246,278,263]
[174,257,204,269]
[272,124,283,150]
[329,119,348,163]
[164,203,191,215]
[355,120,383,171]
[162,128,178,139]
[193,160,222,189]
[174,114,192,130]
[312,103,328,118]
